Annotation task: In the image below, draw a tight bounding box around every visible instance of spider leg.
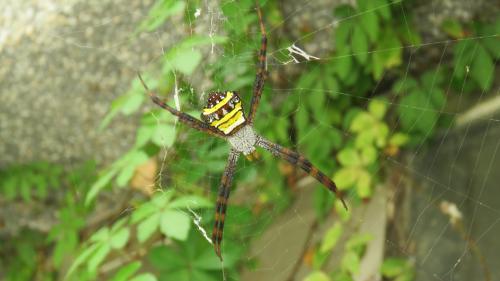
[257,136,348,210]
[138,73,225,138]
[247,3,267,125]
[212,149,240,260]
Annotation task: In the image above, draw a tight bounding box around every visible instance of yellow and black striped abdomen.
[201,91,246,135]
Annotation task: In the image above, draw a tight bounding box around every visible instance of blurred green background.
[1,0,499,280]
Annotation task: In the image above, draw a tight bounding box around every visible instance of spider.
[138,4,347,261]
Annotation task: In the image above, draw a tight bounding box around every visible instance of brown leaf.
[130,157,158,196]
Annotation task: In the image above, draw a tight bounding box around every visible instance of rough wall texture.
[0,0,194,166]
[1,0,148,165]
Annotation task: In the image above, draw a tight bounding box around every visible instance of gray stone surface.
[409,118,500,281]
[413,0,496,40]
[0,0,177,166]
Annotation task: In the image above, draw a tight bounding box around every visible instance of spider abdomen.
[227,125,257,156]
[201,91,246,135]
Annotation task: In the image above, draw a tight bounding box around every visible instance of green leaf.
[296,107,310,138]
[152,190,175,206]
[175,35,228,50]
[356,170,372,198]
[115,150,150,187]
[3,176,17,199]
[87,244,111,273]
[368,98,387,120]
[193,242,241,269]
[129,273,158,281]
[320,223,343,253]
[296,67,320,90]
[131,202,157,223]
[399,23,422,46]
[161,269,190,281]
[341,251,360,274]
[481,35,500,58]
[300,127,337,166]
[85,169,118,206]
[314,186,334,219]
[152,123,176,147]
[357,0,371,11]
[303,271,331,281]
[109,261,142,281]
[355,132,374,149]
[335,21,353,53]
[191,269,220,281]
[372,53,384,81]
[396,271,414,281]
[137,212,160,243]
[350,112,375,132]
[381,258,407,277]
[392,78,417,95]
[337,148,361,167]
[334,47,353,81]
[66,244,99,278]
[148,245,184,271]
[359,11,379,43]
[90,227,110,243]
[351,26,369,64]
[334,4,356,18]
[138,0,186,32]
[167,49,203,76]
[324,75,340,98]
[192,251,226,270]
[453,40,475,79]
[429,88,446,109]
[110,228,130,249]
[169,195,212,209]
[121,94,145,115]
[398,90,438,134]
[330,271,354,281]
[333,168,358,189]
[99,107,120,130]
[346,233,372,251]
[420,68,444,89]
[374,123,389,148]
[361,146,377,164]
[135,125,156,148]
[309,93,327,122]
[441,19,464,38]
[343,108,363,130]
[471,44,494,91]
[373,0,391,20]
[160,210,191,241]
[115,164,136,187]
[342,62,361,86]
[372,27,402,78]
[19,177,31,202]
[336,200,351,221]
[221,1,252,33]
[389,133,409,146]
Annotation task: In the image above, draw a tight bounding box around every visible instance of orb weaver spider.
[138,4,348,261]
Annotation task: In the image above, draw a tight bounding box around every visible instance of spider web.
[4,0,498,281]
[138,2,500,280]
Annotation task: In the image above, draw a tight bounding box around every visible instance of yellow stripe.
[218,111,243,130]
[210,102,242,127]
[202,92,233,114]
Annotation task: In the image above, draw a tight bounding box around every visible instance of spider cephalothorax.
[138,3,347,261]
[201,91,246,135]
